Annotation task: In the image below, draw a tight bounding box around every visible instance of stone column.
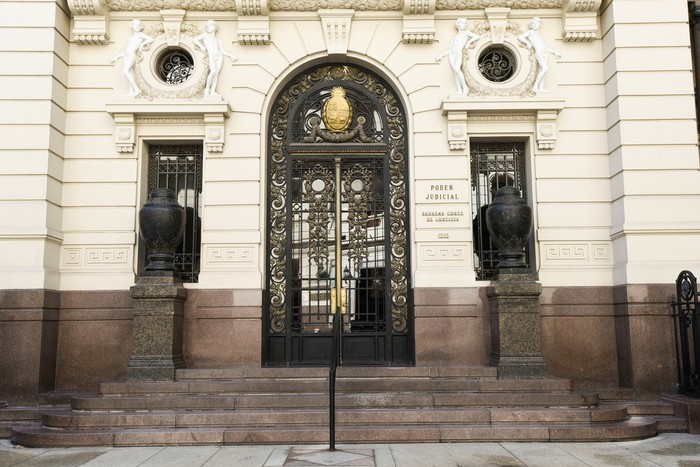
[126,276,187,381]
[487,273,547,378]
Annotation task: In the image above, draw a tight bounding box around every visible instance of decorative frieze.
[206,246,257,268]
[419,244,470,268]
[63,247,131,267]
[96,0,568,11]
[541,242,611,265]
[236,0,271,45]
[402,0,436,44]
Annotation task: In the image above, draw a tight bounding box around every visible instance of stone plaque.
[416,180,468,203]
[417,204,468,229]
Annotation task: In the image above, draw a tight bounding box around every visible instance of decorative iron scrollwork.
[304,164,334,277]
[267,64,409,336]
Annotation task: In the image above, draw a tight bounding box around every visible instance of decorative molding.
[442,97,565,151]
[419,244,469,267]
[541,242,611,265]
[106,100,232,154]
[237,0,271,44]
[62,247,131,267]
[561,0,601,42]
[67,0,110,45]
[319,9,354,55]
[99,0,565,11]
[402,0,436,44]
[206,245,257,268]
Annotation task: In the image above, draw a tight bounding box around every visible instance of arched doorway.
[264,64,414,366]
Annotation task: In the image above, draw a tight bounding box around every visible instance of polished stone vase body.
[139,188,185,275]
[485,186,533,270]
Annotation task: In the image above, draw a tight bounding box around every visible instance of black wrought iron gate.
[265,64,413,366]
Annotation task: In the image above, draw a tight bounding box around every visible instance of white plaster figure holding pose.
[435,18,480,95]
[517,17,561,93]
[110,19,154,97]
[193,20,238,97]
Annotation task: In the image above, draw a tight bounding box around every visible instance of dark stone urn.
[139,188,185,275]
[485,186,533,270]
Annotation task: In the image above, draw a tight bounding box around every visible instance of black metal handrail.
[672,270,700,397]
[329,308,341,450]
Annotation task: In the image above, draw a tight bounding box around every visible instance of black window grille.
[470,141,528,280]
[147,144,203,282]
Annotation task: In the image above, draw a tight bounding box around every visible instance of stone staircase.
[6,366,688,447]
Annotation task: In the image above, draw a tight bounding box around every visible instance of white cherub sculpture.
[517,17,561,93]
[193,20,238,97]
[435,18,480,95]
[110,19,154,97]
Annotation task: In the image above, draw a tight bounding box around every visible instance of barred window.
[147,144,203,283]
[470,141,529,280]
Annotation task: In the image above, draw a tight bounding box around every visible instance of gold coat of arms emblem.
[322,87,353,133]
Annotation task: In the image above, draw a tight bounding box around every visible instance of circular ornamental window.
[155,47,194,85]
[478,46,517,83]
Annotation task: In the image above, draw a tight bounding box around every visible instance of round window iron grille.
[156,47,194,85]
[478,46,516,83]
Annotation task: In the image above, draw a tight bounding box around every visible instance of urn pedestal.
[127,188,187,381]
[485,187,546,378]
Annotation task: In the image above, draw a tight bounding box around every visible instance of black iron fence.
[672,270,700,397]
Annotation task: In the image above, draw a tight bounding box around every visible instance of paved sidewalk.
[0,433,699,466]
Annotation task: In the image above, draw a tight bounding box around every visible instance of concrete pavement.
[1,433,699,466]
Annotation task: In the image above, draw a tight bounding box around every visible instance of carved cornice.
[100,0,567,11]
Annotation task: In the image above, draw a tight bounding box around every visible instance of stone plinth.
[127,276,187,381]
[662,394,700,434]
[487,273,547,378]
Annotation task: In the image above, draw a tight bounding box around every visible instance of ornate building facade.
[1,0,699,414]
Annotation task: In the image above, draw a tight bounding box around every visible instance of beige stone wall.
[1,3,698,292]
[0,0,69,290]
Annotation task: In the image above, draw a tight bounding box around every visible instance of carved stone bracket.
[236,0,270,45]
[536,110,558,150]
[67,0,110,45]
[441,97,565,151]
[485,7,510,45]
[319,9,354,55]
[561,0,602,42]
[161,9,186,46]
[402,0,436,44]
[113,113,135,153]
[106,100,232,154]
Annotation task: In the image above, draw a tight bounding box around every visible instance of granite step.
[40,405,631,430]
[175,366,498,381]
[73,389,598,411]
[12,417,659,447]
[96,378,573,397]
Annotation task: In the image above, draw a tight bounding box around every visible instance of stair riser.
[12,420,660,448]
